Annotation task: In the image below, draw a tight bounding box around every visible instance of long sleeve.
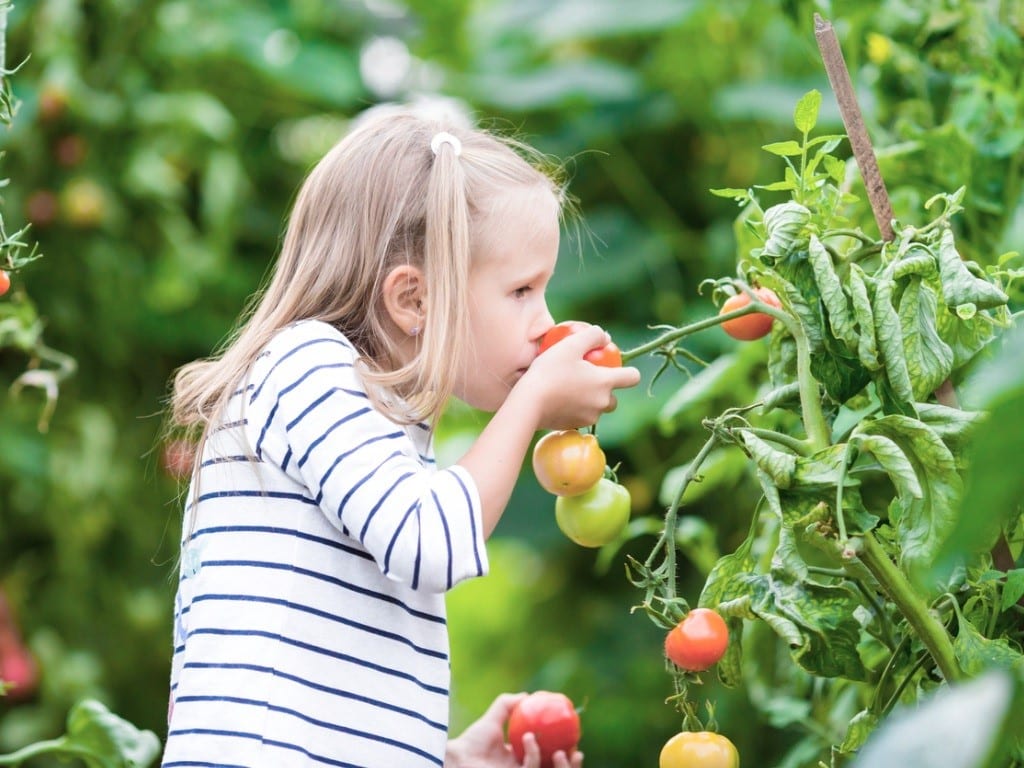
[243,320,488,593]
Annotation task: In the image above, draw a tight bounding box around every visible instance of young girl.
[162,109,640,767]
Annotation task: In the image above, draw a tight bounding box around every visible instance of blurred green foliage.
[1,0,1022,766]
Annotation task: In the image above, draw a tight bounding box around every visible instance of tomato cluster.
[507,691,581,768]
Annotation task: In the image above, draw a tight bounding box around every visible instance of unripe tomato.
[664,608,729,672]
[539,320,622,367]
[507,691,581,768]
[555,477,630,548]
[659,731,739,768]
[0,270,9,297]
[532,430,605,497]
[719,287,781,341]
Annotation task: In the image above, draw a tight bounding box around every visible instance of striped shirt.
[162,320,489,768]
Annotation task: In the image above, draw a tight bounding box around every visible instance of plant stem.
[854,531,961,683]
[621,308,753,363]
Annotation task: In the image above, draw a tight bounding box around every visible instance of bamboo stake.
[814,14,894,242]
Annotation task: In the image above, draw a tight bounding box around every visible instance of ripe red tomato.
[719,287,781,341]
[659,731,739,768]
[507,691,581,768]
[664,608,729,672]
[555,477,631,548]
[539,321,623,367]
[0,270,9,297]
[532,430,605,497]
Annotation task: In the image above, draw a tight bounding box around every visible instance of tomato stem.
[854,531,961,683]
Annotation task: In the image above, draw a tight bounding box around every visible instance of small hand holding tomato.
[507,691,582,768]
[664,608,729,672]
[659,731,739,768]
[446,692,583,768]
[718,287,781,341]
[518,323,640,431]
[539,321,622,367]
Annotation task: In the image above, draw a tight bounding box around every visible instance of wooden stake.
[814,13,895,242]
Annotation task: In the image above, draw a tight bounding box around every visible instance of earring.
[409,326,420,337]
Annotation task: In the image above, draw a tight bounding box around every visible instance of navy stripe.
[454,472,485,576]
[383,500,420,581]
[194,489,317,505]
[211,418,246,434]
[250,337,353,401]
[312,432,403,505]
[336,449,403,527]
[200,560,444,623]
[191,594,447,660]
[358,469,414,541]
[176,695,442,764]
[164,761,250,768]
[189,525,374,562]
[164,729,368,768]
[431,490,455,590]
[296,408,376,468]
[183,661,447,730]
[186,628,448,695]
[199,454,254,468]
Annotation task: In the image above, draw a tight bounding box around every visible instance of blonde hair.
[168,110,567,448]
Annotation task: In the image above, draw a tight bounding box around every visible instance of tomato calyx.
[539,320,623,367]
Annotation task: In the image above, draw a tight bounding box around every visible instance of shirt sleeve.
[243,322,488,593]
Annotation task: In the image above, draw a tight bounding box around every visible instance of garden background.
[2,1,1023,766]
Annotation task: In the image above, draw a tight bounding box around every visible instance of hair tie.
[430,131,462,157]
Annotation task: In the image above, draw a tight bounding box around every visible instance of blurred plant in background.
[1,0,1022,765]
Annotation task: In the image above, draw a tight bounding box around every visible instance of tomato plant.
[507,691,581,768]
[617,88,1024,766]
[540,320,623,367]
[718,287,780,341]
[555,477,631,548]
[664,608,728,672]
[659,731,739,768]
[532,429,606,497]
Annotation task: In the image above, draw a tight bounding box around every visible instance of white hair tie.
[430,131,462,157]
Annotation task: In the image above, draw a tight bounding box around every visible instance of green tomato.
[555,478,631,548]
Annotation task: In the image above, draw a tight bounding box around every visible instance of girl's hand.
[445,692,584,768]
[517,323,640,431]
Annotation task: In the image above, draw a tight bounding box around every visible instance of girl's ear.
[382,264,426,336]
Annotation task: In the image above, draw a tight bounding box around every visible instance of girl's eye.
[513,286,531,299]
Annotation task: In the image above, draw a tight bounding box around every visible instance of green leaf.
[709,187,751,200]
[808,235,858,347]
[897,276,955,400]
[936,227,1009,310]
[761,140,803,157]
[1002,570,1024,613]
[852,669,1024,768]
[840,709,879,753]
[953,613,1024,677]
[793,89,821,134]
[871,278,915,406]
[857,416,961,590]
[848,264,880,371]
[852,433,922,501]
[740,432,796,490]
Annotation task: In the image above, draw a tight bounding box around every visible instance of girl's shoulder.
[262,319,358,362]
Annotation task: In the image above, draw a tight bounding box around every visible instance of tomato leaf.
[857,416,961,591]
[808,235,858,348]
[793,89,821,134]
[871,280,915,407]
[953,613,1024,677]
[762,140,803,157]
[936,227,1009,310]
[851,669,1024,768]
[740,432,796,490]
[896,277,955,400]
[1002,570,1024,613]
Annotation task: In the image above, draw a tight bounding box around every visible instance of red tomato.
[532,430,605,497]
[664,608,729,672]
[719,287,781,341]
[659,731,739,768]
[507,691,581,768]
[555,477,631,548]
[539,321,623,367]
[0,270,9,297]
